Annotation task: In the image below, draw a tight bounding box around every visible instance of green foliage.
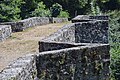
[20,0,37,19]
[90,1,101,15]
[88,0,110,15]
[50,3,69,18]
[0,0,120,21]
[77,0,88,8]
[42,0,114,17]
[110,42,120,80]
[50,3,62,17]
[0,0,22,22]
[107,10,120,80]
[58,11,69,18]
[100,0,110,3]
[108,11,120,43]
[31,2,51,17]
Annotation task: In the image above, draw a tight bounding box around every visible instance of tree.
[0,0,22,22]
[20,0,37,19]
[58,11,69,18]
[50,3,62,17]
[31,2,51,17]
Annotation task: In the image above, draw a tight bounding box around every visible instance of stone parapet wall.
[50,17,68,23]
[0,17,50,32]
[0,54,37,80]
[37,42,110,80]
[75,20,109,43]
[42,24,75,43]
[0,17,68,32]
[36,15,110,79]
[20,17,50,30]
[0,25,12,41]
[0,15,110,80]
[43,20,109,44]
[0,42,110,80]
[0,17,68,41]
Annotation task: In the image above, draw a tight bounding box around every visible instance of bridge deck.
[0,23,67,71]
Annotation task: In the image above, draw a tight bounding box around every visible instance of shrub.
[110,42,120,80]
[58,11,69,18]
[0,0,22,22]
[107,10,120,80]
[50,3,62,17]
[31,2,51,17]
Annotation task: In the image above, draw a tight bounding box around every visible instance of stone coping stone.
[72,15,109,23]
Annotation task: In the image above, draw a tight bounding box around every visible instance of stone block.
[0,25,12,41]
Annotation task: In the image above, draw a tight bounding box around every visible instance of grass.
[0,22,68,71]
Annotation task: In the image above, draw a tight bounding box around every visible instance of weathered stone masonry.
[43,20,109,44]
[75,20,109,43]
[37,15,110,80]
[0,17,68,42]
[0,17,68,32]
[43,23,75,43]
[0,54,37,80]
[0,25,12,41]
[0,17,49,32]
[49,17,69,23]
[37,42,110,80]
[0,15,110,80]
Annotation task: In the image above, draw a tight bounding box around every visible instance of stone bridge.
[0,15,110,80]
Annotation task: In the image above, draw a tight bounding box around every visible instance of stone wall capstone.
[0,25,12,41]
[89,15,109,20]
[72,15,109,23]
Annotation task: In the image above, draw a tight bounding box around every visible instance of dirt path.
[0,23,68,71]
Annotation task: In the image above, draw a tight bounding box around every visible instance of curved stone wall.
[0,17,68,32]
[0,17,50,32]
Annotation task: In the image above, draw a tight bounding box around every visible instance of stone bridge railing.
[0,17,68,42]
[43,20,108,44]
[0,15,110,80]
[0,17,68,32]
